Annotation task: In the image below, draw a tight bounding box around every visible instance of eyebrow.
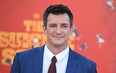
[49,23,69,25]
[61,23,68,25]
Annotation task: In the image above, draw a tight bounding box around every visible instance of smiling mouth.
[53,36,63,38]
[55,37,62,38]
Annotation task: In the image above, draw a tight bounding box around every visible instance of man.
[10,4,97,73]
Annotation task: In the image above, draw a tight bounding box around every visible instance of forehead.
[47,13,70,25]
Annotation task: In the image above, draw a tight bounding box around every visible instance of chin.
[53,42,66,47]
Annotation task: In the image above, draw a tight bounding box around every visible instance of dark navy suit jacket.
[10,45,97,73]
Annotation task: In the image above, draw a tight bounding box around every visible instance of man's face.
[44,13,72,47]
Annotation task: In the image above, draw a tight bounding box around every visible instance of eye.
[62,24,69,28]
[49,24,57,27]
[64,25,68,27]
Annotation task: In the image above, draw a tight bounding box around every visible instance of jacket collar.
[66,48,79,73]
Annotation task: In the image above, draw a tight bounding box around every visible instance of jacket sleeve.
[10,53,20,73]
[90,63,97,73]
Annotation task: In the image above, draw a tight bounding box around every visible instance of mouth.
[53,36,63,39]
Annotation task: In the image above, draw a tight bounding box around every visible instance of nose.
[55,27,62,34]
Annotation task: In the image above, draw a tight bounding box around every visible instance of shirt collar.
[44,44,69,62]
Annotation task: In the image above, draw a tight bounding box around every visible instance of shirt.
[42,44,69,73]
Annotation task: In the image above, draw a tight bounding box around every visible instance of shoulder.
[15,45,44,60]
[69,49,97,72]
[70,49,96,66]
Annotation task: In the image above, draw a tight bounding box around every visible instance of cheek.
[64,31,71,37]
[45,29,53,37]
[67,30,72,35]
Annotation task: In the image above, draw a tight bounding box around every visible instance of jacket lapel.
[66,49,79,73]
[32,46,45,73]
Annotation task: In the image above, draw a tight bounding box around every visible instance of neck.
[46,42,67,55]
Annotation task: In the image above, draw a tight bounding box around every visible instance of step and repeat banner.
[0,0,116,73]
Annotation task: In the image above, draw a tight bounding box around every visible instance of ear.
[70,27,73,36]
[43,25,47,34]
[43,24,46,30]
